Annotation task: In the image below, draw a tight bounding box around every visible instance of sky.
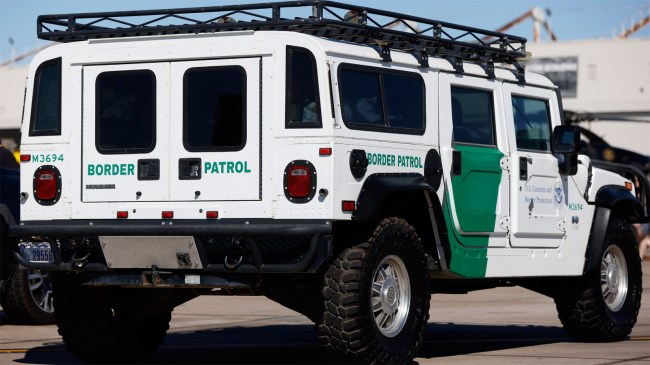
[1,0,649,65]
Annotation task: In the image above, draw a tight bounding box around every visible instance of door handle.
[179,158,202,180]
[519,156,528,181]
[452,151,462,176]
[138,159,160,181]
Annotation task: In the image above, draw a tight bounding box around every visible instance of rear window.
[30,58,61,136]
[286,47,321,128]
[451,86,496,146]
[339,66,425,134]
[96,70,156,154]
[184,66,246,151]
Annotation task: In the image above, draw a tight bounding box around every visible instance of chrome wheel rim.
[371,255,410,338]
[600,245,628,312]
[28,270,54,314]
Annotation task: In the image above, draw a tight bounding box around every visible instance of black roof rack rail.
[37,0,527,78]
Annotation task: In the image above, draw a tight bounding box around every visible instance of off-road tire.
[555,217,642,341]
[317,217,430,364]
[52,273,171,363]
[1,267,55,324]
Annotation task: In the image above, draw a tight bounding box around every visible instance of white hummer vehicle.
[11,1,649,363]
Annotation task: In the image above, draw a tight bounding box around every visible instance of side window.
[30,58,61,136]
[339,66,425,134]
[512,96,551,152]
[96,70,156,154]
[383,73,425,130]
[451,86,495,146]
[184,67,246,151]
[286,47,321,128]
[340,68,383,126]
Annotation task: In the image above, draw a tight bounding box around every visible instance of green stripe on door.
[444,145,503,278]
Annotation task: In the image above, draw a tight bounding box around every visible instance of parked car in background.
[565,111,650,176]
[0,146,54,324]
[578,126,650,176]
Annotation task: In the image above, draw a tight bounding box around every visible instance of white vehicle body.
[19,31,631,278]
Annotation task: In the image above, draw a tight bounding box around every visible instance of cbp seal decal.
[553,182,564,207]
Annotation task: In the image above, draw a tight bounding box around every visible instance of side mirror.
[551,125,581,175]
[551,125,580,154]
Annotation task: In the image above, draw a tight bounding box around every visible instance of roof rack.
[37,0,527,79]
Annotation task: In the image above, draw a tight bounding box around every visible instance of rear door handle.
[138,159,160,181]
[452,151,462,176]
[179,158,202,180]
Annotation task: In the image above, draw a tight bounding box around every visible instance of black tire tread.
[555,217,642,341]
[317,217,430,364]
[53,273,171,363]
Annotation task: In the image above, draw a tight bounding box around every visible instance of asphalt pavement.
[1,261,649,364]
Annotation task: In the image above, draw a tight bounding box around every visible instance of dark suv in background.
[0,146,54,324]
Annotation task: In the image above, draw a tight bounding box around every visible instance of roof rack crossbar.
[37,0,527,68]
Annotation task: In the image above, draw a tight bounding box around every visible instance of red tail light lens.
[283,160,317,203]
[35,170,57,201]
[162,211,174,219]
[287,166,311,198]
[20,154,31,162]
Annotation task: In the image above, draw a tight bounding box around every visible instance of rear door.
[82,63,170,202]
[439,73,509,248]
[169,58,261,201]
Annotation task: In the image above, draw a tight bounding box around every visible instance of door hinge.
[500,157,510,171]
[499,216,511,231]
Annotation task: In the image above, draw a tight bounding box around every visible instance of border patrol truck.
[10,1,649,363]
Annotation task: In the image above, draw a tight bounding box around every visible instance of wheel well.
[332,190,448,267]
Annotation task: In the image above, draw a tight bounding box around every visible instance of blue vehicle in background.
[0,146,54,324]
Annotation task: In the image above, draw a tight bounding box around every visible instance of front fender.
[595,185,644,218]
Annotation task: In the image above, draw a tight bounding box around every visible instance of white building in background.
[527,37,650,156]
[0,65,28,150]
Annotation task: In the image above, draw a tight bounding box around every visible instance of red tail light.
[283,160,317,203]
[162,211,174,219]
[20,154,31,162]
[287,165,311,198]
[33,166,61,205]
[36,171,56,200]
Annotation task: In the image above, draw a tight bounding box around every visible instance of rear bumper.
[11,219,332,237]
[9,219,333,277]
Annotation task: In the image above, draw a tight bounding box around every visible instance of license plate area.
[19,242,54,263]
[99,236,203,269]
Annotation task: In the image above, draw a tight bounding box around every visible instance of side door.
[439,73,509,248]
[503,83,566,248]
[169,58,261,201]
[82,63,170,202]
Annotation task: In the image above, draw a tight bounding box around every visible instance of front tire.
[52,273,171,363]
[318,217,430,364]
[555,217,642,341]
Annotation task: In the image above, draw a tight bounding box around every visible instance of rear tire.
[1,267,55,324]
[52,273,171,363]
[317,217,430,364]
[555,217,642,341]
